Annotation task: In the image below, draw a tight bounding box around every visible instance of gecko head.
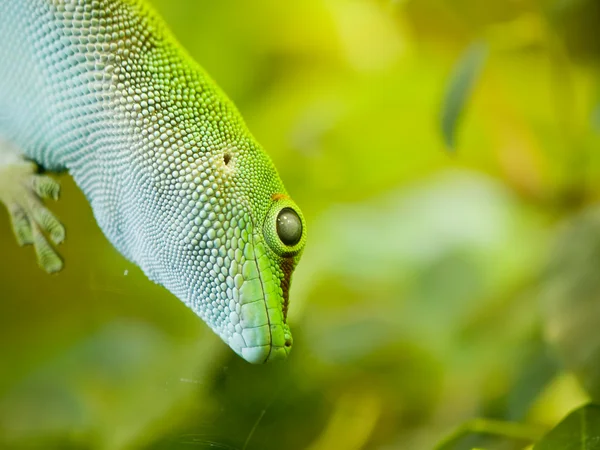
[226,193,307,363]
[176,144,306,364]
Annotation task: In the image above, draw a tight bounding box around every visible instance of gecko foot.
[0,160,65,273]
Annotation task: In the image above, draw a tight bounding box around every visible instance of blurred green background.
[2,0,600,448]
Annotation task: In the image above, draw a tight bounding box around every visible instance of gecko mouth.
[234,237,293,364]
[254,247,274,364]
[262,256,295,362]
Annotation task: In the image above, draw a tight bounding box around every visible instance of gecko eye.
[276,208,302,246]
[263,198,306,256]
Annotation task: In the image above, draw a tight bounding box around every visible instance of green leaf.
[435,418,546,450]
[440,42,488,151]
[533,404,600,449]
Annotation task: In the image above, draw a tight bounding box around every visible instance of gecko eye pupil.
[276,208,302,246]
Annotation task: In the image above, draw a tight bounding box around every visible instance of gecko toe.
[29,200,65,245]
[7,204,33,246]
[32,174,61,201]
[32,223,64,273]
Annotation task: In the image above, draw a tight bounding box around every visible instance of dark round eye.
[276,208,302,246]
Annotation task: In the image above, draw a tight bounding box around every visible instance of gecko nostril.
[223,152,232,166]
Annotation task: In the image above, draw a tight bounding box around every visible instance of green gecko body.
[0,0,306,363]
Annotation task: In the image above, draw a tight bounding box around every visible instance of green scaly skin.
[0,0,306,363]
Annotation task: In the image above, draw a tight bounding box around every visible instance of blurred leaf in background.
[440,42,488,151]
[541,207,600,402]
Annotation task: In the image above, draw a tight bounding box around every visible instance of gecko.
[0,0,306,364]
